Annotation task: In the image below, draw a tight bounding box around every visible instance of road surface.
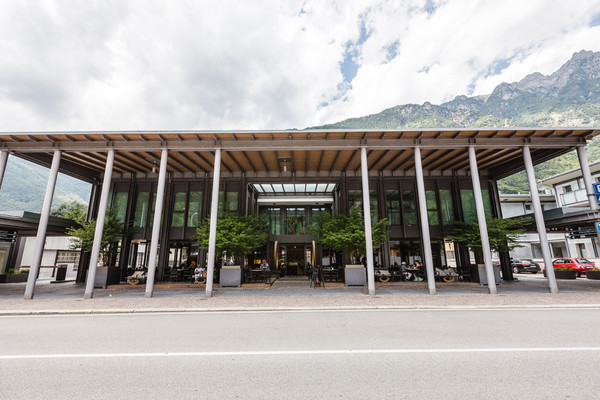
[1,307,599,399]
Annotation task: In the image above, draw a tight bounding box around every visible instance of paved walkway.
[1,274,600,315]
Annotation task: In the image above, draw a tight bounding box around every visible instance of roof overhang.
[1,128,598,181]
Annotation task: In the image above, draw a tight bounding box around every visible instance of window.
[112,192,128,223]
[426,190,439,226]
[133,192,149,228]
[402,190,417,225]
[564,185,572,193]
[385,190,401,225]
[187,191,202,227]
[285,208,305,235]
[461,189,492,223]
[264,207,281,235]
[171,192,186,228]
[218,191,239,216]
[439,189,454,225]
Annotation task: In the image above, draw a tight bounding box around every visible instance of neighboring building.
[1,128,598,297]
[0,211,79,278]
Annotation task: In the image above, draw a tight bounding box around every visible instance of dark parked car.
[511,259,541,274]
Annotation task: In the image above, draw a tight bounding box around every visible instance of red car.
[551,258,596,277]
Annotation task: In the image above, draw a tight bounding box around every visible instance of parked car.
[551,258,596,277]
[511,259,541,274]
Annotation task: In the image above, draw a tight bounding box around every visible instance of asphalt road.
[1,308,599,399]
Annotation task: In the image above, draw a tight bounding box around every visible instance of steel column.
[0,150,8,189]
[414,147,436,295]
[206,149,222,297]
[468,146,497,294]
[523,146,557,293]
[24,150,61,300]
[576,146,600,247]
[84,150,115,299]
[145,149,169,298]
[360,147,376,295]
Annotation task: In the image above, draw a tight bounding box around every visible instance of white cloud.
[0,0,599,131]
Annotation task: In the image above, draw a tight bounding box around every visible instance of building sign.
[569,226,597,239]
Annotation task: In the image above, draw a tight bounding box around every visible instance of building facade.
[0,128,598,299]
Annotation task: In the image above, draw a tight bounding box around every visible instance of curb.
[2,303,600,316]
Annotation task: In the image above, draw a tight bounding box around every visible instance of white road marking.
[2,347,600,360]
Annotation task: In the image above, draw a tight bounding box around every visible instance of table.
[247,269,270,283]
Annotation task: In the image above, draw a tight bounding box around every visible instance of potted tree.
[447,216,530,285]
[67,209,128,288]
[311,208,388,286]
[544,267,578,279]
[0,268,30,283]
[195,213,268,287]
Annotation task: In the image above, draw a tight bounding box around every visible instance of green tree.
[311,208,389,263]
[446,216,531,256]
[195,213,268,262]
[67,209,126,265]
[50,200,87,222]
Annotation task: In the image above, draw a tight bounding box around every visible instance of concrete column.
[0,150,8,189]
[468,146,497,294]
[360,147,376,295]
[205,149,222,297]
[145,149,169,298]
[24,150,61,300]
[576,146,600,246]
[84,150,115,299]
[414,147,436,295]
[523,146,558,293]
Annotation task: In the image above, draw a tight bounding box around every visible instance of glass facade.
[171,192,186,228]
[426,190,439,226]
[385,189,401,226]
[133,191,149,228]
[187,191,202,227]
[439,189,455,225]
[461,189,492,223]
[402,189,417,226]
[112,192,128,223]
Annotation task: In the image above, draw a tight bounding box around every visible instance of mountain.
[314,50,600,192]
[0,156,91,213]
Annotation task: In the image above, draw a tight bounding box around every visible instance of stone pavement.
[1,274,600,315]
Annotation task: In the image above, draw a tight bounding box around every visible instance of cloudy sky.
[1,0,599,132]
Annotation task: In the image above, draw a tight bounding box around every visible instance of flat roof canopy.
[1,128,598,181]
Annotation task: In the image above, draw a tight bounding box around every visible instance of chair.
[458,265,472,282]
[168,268,181,282]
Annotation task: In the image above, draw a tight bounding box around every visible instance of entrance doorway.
[280,244,312,276]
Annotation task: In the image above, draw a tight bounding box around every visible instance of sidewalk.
[1,275,600,315]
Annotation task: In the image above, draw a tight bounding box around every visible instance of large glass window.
[402,190,417,225]
[133,192,149,228]
[348,190,362,211]
[347,189,378,222]
[218,191,239,215]
[439,189,455,225]
[285,208,306,235]
[426,190,439,226]
[187,191,202,227]
[265,207,282,235]
[171,192,186,228]
[112,192,128,223]
[385,190,401,225]
[149,193,158,227]
[461,189,492,223]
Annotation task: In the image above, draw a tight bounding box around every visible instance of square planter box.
[88,266,121,289]
[586,270,600,280]
[476,264,501,286]
[543,269,577,279]
[0,272,29,283]
[220,266,242,287]
[344,265,366,287]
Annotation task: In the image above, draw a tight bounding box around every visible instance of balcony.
[560,188,589,206]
